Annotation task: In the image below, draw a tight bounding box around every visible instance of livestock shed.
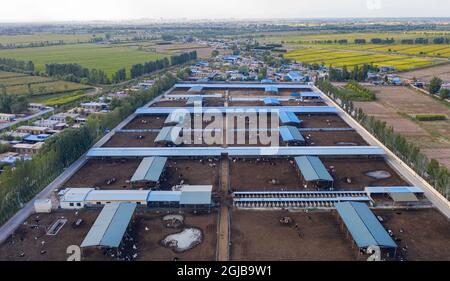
[154,126,182,146]
[280,126,306,145]
[265,85,279,94]
[130,156,168,187]
[294,156,334,189]
[335,202,397,257]
[365,186,424,206]
[263,97,281,106]
[80,202,136,248]
[84,190,150,206]
[279,111,302,126]
[58,188,94,209]
[164,111,188,126]
[188,85,204,93]
[180,185,213,209]
[186,96,203,106]
[147,191,182,208]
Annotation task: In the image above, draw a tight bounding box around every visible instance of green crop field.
[260,31,450,44]
[0,33,99,45]
[292,43,450,58]
[0,71,91,97]
[0,43,169,78]
[284,46,437,70]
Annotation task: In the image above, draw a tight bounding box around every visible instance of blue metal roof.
[24,134,50,143]
[186,96,203,105]
[136,106,337,115]
[130,157,167,183]
[147,191,181,202]
[280,126,305,142]
[164,111,188,125]
[87,146,385,157]
[279,111,302,125]
[365,186,423,194]
[335,202,397,248]
[295,156,333,182]
[263,97,280,106]
[81,202,136,248]
[188,85,204,93]
[174,83,312,90]
[265,85,279,93]
[154,126,182,144]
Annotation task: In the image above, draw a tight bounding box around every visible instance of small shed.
[280,126,306,145]
[263,97,281,106]
[180,185,213,208]
[279,111,302,126]
[34,199,52,213]
[130,156,167,186]
[294,156,334,189]
[81,202,137,248]
[154,126,182,146]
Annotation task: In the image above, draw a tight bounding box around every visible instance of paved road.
[0,107,54,131]
[315,86,450,218]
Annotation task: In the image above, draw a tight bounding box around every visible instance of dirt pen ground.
[355,86,450,169]
[64,157,221,191]
[297,114,351,128]
[229,157,408,191]
[103,132,159,147]
[230,158,302,191]
[374,208,450,261]
[228,88,312,97]
[230,210,357,261]
[228,100,325,107]
[133,211,217,261]
[161,158,221,191]
[0,209,218,261]
[124,115,167,130]
[307,131,368,146]
[150,98,224,107]
[64,158,141,190]
[398,63,450,82]
[0,209,107,261]
[323,157,409,190]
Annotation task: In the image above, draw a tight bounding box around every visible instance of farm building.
[80,202,136,249]
[58,188,94,209]
[164,111,188,126]
[17,125,48,135]
[188,85,204,94]
[279,126,306,145]
[279,111,302,126]
[13,142,44,155]
[335,202,397,257]
[294,156,334,189]
[263,97,281,106]
[154,126,182,146]
[0,113,16,122]
[130,156,168,187]
[186,96,203,106]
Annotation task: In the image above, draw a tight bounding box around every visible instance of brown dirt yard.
[63,158,141,190]
[374,208,450,261]
[297,113,351,128]
[230,210,357,261]
[160,158,221,191]
[398,63,450,82]
[124,115,167,130]
[355,86,450,169]
[134,211,218,261]
[230,158,302,191]
[0,209,108,261]
[323,157,410,190]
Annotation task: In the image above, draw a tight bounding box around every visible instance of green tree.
[438,88,449,100]
[429,77,443,94]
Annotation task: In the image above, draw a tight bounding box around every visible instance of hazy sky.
[2,0,450,22]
